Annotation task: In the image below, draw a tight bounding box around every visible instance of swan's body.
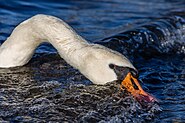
[0,14,156,103]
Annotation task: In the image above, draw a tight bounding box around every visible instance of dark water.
[0,0,185,122]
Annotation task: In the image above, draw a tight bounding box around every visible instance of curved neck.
[0,15,88,68]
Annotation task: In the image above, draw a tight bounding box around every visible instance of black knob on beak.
[109,63,138,82]
[130,69,138,78]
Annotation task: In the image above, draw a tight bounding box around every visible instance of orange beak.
[120,72,157,104]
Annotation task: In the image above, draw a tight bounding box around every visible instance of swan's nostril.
[131,78,139,90]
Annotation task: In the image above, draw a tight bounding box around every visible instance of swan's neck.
[0,15,88,68]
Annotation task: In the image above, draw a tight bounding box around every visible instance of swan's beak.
[121,72,157,104]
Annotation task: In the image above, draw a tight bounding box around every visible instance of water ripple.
[0,0,185,122]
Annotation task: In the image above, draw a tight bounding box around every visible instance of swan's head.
[109,63,157,104]
[80,45,157,103]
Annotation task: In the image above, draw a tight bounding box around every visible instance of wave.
[99,16,185,58]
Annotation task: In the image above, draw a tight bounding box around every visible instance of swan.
[0,14,156,103]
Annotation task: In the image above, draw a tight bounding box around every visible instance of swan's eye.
[109,64,115,69]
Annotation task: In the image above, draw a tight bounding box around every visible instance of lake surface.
[0,0,185,122]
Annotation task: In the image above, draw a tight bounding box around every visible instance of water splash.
[0,76,161,122]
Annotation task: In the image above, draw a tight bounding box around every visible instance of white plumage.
[0,14,136,85]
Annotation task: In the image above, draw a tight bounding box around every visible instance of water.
[0,0,185,122]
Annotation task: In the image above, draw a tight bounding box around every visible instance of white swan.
[0,14,156,103]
